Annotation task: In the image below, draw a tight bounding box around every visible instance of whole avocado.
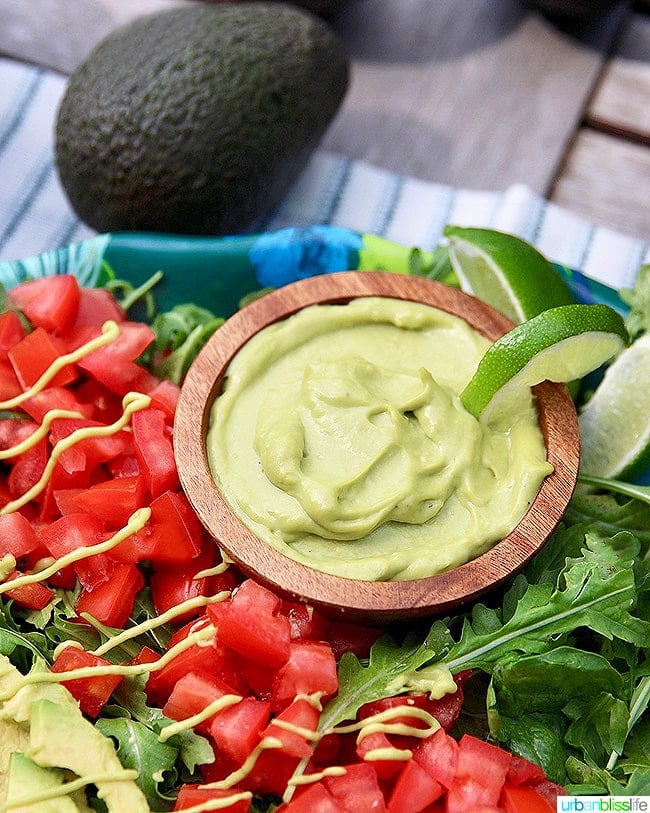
[55,2,349,235]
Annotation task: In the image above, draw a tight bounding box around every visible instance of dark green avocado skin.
[55,2,349,235]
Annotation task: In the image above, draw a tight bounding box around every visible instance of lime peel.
[579,333,650,480]
[444,225,574,323]
[461,304,630,421]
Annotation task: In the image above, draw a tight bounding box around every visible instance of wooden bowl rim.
[174,271,580,624]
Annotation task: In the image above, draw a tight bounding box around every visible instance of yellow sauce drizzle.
[192,561,232,580]
[362,745,413,762]
[167,792,253,813]
[0,769,139,811]
[0,623,217,700]
[90,591,231,658]
[333,703,441,742]
[159,694,243,743]
[0,391,152,515]
[0,408,84,461]
[0,554,16,581]
[200,737,284,791]
[269,717,321,742]
[288,765,348,787]
[0,320,121,411]
[0,508,151,595]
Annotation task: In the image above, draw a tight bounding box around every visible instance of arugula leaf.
[621,263,650,339]
[151,304,224,384]
[96,717,180,811]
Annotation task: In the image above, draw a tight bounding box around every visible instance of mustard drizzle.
[0,320,121,411]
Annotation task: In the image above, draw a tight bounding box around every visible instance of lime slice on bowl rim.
[461,303,630,422]
[444,225,574,323]
[579,332,650,482]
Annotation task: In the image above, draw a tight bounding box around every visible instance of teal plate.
[0,226,628,318]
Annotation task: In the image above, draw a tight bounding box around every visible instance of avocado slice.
[0,656,149,813]
[5,752,86,812]
[55,2,349,236]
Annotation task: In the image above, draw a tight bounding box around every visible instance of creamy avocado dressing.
[207,297,552,581]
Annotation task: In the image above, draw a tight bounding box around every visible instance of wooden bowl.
[174,272,580,624]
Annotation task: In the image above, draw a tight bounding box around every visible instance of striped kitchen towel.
[1,56,648,292]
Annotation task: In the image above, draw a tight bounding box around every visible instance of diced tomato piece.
[75,562,144,628]
[211,696,272,765]
[446,735,511,813]
[388,758,444,813]
[211,579,291,670]
[8,327,77,389]
[2,569,54,610]
[146,635,224,706]
[500,781,555,813]
[0,310,27,358]
[281,601,330,641]
[0,416,35,452]
[131,408,179,498]
[528,778,566,808]
[72,286,126,330]
[163,671,242,735]
[138,490,201,563]
[49,417,132,476]
[7,275,81,335]
[412,727,459,789]
[272,640,338,712]
[324,762,387,813]
[73,378,124,424]
[38,512,105,559]
[52,645,122,717]
[0,512,39,559]
[150,552,237,621]
[65,476,147,528]
[355,731,406,780]
[507,754,547,785]
[148,379,180,423]
[0,360,22,401]
[173,784,250,812]
[260,698,320,759]
[326,620,382,660]
[21,386,94,423]
[7,435,48,500]
[77,321,157,396]
[281,783,342,813]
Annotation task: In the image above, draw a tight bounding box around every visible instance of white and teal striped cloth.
[1,55,648,292]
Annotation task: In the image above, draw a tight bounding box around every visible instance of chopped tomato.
[324,762,387,813]
[77,321,157,395]
[260,697,320,759]
[271,640,338,712]
[72,286,126,330]
[412,727,459,789]
[173,784,250,812]
[500,781,556,813]
[387,759,444,813]
[52,645,122,717]
[445,734,512,813]
[163,671,243,735]
[210,695,272,764]
[7,274,81,335]
[281,783,342,813]
[0,512,39,559]
[61,476,147,528]
[0,310,26,358]
[8,327,77,389]
[211,579,292,670]
[2,569,54,610]
[75,562,144,628]
[131,407,179,498]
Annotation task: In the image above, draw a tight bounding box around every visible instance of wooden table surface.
[1,0,648,242]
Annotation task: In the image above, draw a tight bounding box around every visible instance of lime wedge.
[579,333,650,480]
[461,304,629,421]
[444,226,574,323]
